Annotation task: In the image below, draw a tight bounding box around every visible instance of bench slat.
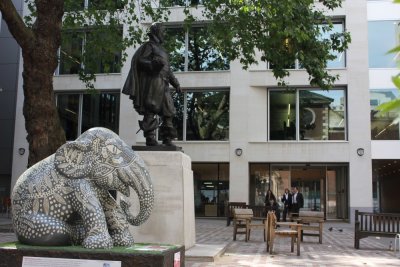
[355,210,400,249]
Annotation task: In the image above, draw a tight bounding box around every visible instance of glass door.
[326,165,348,219]
[291,165,325,212]
[193,163,229,217]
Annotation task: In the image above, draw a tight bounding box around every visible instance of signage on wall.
[22,257,121,267]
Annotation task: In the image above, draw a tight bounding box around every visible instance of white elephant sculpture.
[12,127,154,249]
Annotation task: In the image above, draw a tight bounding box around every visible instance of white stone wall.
[10,1,375,222]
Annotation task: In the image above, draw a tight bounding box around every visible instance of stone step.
[185,243,229,262]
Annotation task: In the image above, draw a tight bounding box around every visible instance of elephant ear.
[54,141,93,179]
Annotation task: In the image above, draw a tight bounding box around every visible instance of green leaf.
[392,75,400,90]
[387,46,400,54]
[376,99,400,114]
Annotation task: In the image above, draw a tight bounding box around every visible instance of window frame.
[164,24,230,72]
[55,90,120,140]
[168,88,230,142]
[267,20,347,70]
[370,88,400,140]
[267,87,348,142]
[56,27,123,75]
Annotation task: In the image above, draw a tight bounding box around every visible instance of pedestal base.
[0,242,184,267]
[124,151,195,249]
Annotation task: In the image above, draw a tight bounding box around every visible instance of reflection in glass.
[64,0,84,11]
[186,91,229,140]
[82,92,120,134]
[164,25,229,72]
[193,163,229,217]
[88,0,124,10]
[299,89,346,140]
[249,164,270,206]
[85,29,122,74]
[56,92,120,140]
[368,21,399,68]
[370,89,400,140]
[59,32,83,74]
[323,22,346,68]
[249,164,291,208]
[171,92,184,140]
[60,28,122,75]
[188,27,230,71]
[160,0,204,7]
[164,27,186,72]
[57,94,80,140]
[269,91,296,140]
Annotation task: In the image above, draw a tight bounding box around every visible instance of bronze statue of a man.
[122,23,181,146]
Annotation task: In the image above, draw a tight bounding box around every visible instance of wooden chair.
[265,211,302,256]
[233,208,253,241]
[245,206,268,241]
[226,202,247,226]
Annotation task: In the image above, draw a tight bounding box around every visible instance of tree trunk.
[22,50,66,167]
[1,0,66,167]
[21,0,66,167]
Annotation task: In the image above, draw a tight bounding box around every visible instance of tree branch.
[0,0,34,50]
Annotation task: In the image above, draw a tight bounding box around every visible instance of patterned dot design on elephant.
[12,127,154,249]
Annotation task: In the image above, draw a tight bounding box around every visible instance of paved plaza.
[1,216,400,266]
[187,218,400,266]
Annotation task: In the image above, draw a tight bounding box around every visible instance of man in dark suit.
[281,188,292,222]
[291,186,304,214]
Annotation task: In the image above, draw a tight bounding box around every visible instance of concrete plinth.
[0,242,185,267]
[124,151,195,249]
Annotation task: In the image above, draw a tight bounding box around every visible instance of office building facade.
[8,1,400,221]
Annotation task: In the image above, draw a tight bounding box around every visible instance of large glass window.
[370,89,400,140]
[59,32,83,75]
[65,0,124,11]
[322,22,346,68]
[58,29,122,75]
[368,21,399,68]
[56,91,120,140]
[160,0,205,7]
[163,25,230,72]
[269,88,347,141]
[57,94,80,140]
[166,89,229,141]
[268,21,346,69]
[164,27,186,72]
[193,163,229,217]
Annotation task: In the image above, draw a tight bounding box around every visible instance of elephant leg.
[79,207,113,249]
[102,194,134,246]
[68,219,86,245]
[15,213,72,246]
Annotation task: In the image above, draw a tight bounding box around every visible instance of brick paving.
[1,216,399,266]
[187,218,400,267]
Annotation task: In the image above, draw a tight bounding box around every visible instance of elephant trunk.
[120,165,154,226]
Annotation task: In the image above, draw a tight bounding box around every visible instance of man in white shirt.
[291,186,304,214]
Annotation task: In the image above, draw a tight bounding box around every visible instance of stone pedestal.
[123,151,195,249]
[0,242,185,267]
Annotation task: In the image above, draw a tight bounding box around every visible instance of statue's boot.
[140,116,159,146]
[159,124,178,147]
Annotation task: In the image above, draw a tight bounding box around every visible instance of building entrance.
[249,163,348,220]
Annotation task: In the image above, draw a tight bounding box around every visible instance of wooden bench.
[232,208,253,241]
[296,211,324,243]
[226,202,247,226]
[354,210,400,249]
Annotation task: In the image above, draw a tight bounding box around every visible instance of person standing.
[291,186,304,214]
[265,189,280,222]
[281,188,292,222]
